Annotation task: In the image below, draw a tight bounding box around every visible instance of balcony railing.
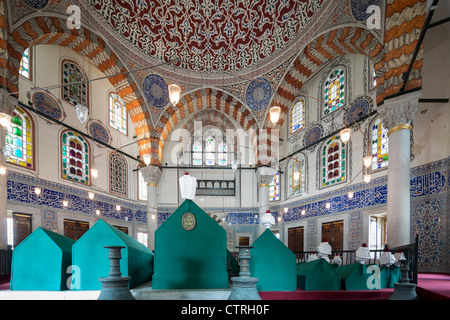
[196,179,236,196]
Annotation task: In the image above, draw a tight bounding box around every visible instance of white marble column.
[378,90,421,248]
[139,165,162,251]
[256,166,276,237]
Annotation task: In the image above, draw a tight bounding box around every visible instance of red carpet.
[416,273,450,300]
[0,276,10,291]
[259,288,394,300]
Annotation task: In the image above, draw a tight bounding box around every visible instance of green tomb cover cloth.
[250,228,297,291]
[335,263,381,290]
[296,258,340,291]
[152,199,229,289]
[11,227,75,291]
[72,219,154,290]
[388,265,401,287]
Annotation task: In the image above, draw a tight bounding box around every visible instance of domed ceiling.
[84,0,334,84]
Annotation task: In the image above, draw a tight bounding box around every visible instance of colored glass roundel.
[5,108,33,169]
[324,69,345,116]
[32,92,63,121]
[246,78,272,111]
[143,74,170,108]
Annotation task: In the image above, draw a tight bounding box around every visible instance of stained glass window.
[109,153,128,196]
[5,107,34,169]
[288,158,305,196]
[138,169,148,201]
[204,136,215,166]
[19,48,31,79]
[61,130,90,185]
[192,140,202,165]
[62,60,88,108]
[269,172,280,201]
[290,98,305,135]
[218,142,227,166]
[321,136,346,187]
[371,118,388,170]
[323,68,345,116]
[109,93,127,134]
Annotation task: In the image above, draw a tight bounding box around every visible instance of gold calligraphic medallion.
[182,212,196,231]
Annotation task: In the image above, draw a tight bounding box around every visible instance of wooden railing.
[293,235,419,284]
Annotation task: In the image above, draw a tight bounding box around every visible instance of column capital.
[256,166,276,187]
[139,165,162,186]
[377,90,421,134]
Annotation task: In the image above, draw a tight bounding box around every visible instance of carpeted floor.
[416,273,450,300]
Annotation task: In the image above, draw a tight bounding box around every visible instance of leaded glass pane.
[371,118,389,170]
[19,48,30,79]
[61,131,89,185]
[109,153,128,196]
[324,69,345,116]
[290,99,305,134]
[192,140,202,165]
[269,172,280,201]
[138,169,148,201]
[218,142,227,166]
[5,108,33,169]
[109,93,127,134]
[322,136,346,187]
[62,61,88,107]
[204,136,215,166]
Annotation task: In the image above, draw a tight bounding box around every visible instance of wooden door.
[13,213,32,248]
[64,219,89,240]
[113,225,128,234]
[321,220,344,251]
[238,237,249,246]
[288,226,304,253]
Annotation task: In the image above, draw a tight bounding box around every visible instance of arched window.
[19,48,31,80]
[5,107,34,170]
[371,117,388,171]
[323,68,345,116]
[218,142,227,166]
[192,140,202,166]
[269,172,280,201]
[290,98,305,135]
[109,93,127,135]
[288,155,305,196]
[61,130,90,185]
[137,167,148,201]
[191,132,229,167]
[204,135,215,166]
[321,135,346,188]
[62,59,89,109]
[109,153,128,196]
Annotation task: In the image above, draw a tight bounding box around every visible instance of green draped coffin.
[335,263,381,290]
[380,265,401,288]
[152,199,228,289]
[11,227,75,291]
[72,219,154,290]
[250,229,297,291]
[297,259,340,291]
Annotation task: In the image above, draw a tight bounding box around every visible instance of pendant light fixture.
[76,104,89,123]
[90,168,98,179]
[340,128,351,143]
[363,155,372,169]
[0,165,6,175]
[269,106,281,125]
[168,84,181,106]
[88,191,95,200]
[35,187,42,195]
[0,112,11,128]
[143,154,151,166]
